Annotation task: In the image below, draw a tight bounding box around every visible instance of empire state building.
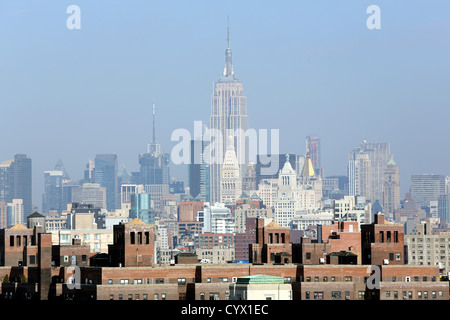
[210,25,248,203]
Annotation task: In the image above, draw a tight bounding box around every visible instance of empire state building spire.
[220,17,238,82]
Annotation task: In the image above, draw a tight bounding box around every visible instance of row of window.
[385,290,444,299]
[109,277,293,285]
[304,276,437,282]
[109,293,167,300]
[305,291,364,300]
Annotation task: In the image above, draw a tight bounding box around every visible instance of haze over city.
[1,0,450,209]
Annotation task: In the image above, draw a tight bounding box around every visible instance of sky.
[1,0,450,210]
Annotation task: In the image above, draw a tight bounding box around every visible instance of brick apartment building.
[0,214,448,301]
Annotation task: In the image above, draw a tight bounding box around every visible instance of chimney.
[375,213,385,225]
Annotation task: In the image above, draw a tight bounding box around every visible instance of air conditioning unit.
[383,259,389,265]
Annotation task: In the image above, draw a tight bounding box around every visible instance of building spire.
[222,16,235,79]
[227,15,230,49]
[147,99,161,155]
[152,99,156,144]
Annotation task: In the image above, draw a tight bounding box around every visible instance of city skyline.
[1,1,450,209]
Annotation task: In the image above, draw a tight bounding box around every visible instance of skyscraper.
[348,141,392,205]
[410,174,446,208]
[42,170,64,214]
[306,136,323,177]
[210,22,248,203]
[220,135,242,204]
[188,123,210,201]
[139,102,170,186]
[0,155,32,223]
[359,141,392,204]
[130,193,155,225]
[382,158,400,220]
[94,154,118,211]
[348,148,372,201]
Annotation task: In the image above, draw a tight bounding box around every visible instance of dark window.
[130,232,135,245]
[10,236,14,247]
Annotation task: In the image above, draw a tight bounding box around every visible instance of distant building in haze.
[382,158,400,221]
[94,154,119,211]
[306,135,323,177]
[139,102,170,186]
[42,170,64,215]
[0,154,32,223]
[411,174,446,209]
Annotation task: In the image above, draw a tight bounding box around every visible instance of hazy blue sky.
[1,0,450,209]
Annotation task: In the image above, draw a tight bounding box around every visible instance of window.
[120,279,129,285]
[331,291,341,299]
[305,291,310,299]
[209,293,219,300]
[143,294,148,300]
[29,255,36,265]
[154,294,159,300]
[10,236,14,247]
[178,278,186,285]
[130,232,135,245]
[134,279,142,284]
[156,278,164,284]
[314,292,324,300]
[108,279,113,284]
[306,252,311,260]
[16,235,21,246]
[82,255,87,262]
[161,293,166,300]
